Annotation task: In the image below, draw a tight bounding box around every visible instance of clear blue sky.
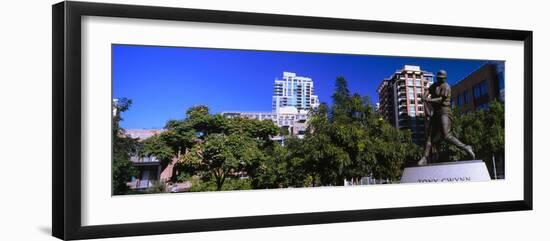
[113,44,493,129]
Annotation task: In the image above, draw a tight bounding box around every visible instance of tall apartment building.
[272,72,320,114]
[377,65,434,144]
[451,62,504,114]
[223,72,319,140]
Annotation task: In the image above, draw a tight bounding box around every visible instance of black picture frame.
[52,1,533,240]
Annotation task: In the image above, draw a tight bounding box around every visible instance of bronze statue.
[418,70,475,166]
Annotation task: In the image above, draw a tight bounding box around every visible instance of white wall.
[0,0,547,240]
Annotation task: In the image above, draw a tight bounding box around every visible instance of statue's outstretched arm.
[423,96,443,103]
[426,97,442,102]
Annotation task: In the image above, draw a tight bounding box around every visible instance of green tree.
[140,135,174,166]
[186,105,226,137]
[482,101,505,159]
[309,102,352,185]
[248,142,290,188]
[331,91,375,183]
[182,133,264,191]
[112,98,139,195]
[449,101,504,178]
[296,76,418,185]
[137,119,198,182]
[171,106,279,191]
[371,120,419,181]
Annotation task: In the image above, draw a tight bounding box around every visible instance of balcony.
[127,180,155,189]
[130,156,160,163]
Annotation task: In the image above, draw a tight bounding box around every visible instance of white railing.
[130,156,160,163]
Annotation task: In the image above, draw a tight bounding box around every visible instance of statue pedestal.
[401,160,491,183]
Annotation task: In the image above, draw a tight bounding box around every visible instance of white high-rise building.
[272,72,319,114]
[222,72,320,140]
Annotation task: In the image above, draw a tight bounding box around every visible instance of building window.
[408,87,415,99]
[463,90,471,104]
[473,80,488,99]
[457,94,463,106]
[409,108,416,117]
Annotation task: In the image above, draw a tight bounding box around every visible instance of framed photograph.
[52,1,533,240]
